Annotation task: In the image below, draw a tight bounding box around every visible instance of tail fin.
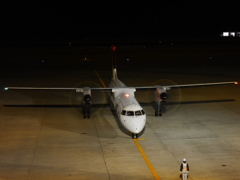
[111,45,118,80]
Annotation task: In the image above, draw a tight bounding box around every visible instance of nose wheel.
[132,133,138,139]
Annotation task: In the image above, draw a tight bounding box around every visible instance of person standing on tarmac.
[180,158,189,180]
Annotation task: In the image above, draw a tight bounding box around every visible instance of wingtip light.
[234,82,238,85]
[4,87,8,90]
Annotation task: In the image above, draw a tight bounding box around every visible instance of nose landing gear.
[132,133,138,139]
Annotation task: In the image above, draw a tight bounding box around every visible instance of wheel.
[155,110,162,116]
[132,133,138,139]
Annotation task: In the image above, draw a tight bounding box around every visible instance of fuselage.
[108,69,146,134]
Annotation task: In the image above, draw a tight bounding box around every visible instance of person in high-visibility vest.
[180,158,189,180]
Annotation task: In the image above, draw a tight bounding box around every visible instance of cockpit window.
[135,110,142,116]
[121,110,145,116]
[121,110,126,115]
[127,111,134,116]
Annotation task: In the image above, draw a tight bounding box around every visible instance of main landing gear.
[82,102,91,118]
[155,110,162,116]
[155,101,162,116]
[132,133,138,139]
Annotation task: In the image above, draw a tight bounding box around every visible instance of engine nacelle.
[154,85,168,102]
[83,87,92,104]
[84,94,91,103]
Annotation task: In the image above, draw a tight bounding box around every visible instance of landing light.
[125,93,130,98]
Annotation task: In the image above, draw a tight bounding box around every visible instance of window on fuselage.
[141,110,145,115]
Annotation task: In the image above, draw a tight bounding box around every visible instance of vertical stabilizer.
[111,45,118,80]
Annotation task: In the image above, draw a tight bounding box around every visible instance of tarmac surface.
[0,41,240,180]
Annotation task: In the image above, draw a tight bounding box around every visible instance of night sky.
[1,2,239,40]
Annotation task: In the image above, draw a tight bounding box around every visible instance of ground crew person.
[180,158,189,180]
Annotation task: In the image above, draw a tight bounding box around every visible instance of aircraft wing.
[4,81,237,92]
[135,81,238,91]
[4,87,113,92]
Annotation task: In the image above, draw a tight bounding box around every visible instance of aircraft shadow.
[4,99,231,138]
[141,99,235,113]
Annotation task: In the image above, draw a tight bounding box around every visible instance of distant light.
[223,32,229,37]
[126,58,130,61]
[42,60,45,63]
[230,32,235,37]
[125,93,130,98]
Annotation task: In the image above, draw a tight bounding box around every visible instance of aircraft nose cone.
[120,114,146,134]
[134,127,140,133]
[131,124,145,134]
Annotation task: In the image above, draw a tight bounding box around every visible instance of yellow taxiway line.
[133,139,161,180]
[93,69,106,88]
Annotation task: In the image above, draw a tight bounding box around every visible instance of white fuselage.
[108,69,146,134]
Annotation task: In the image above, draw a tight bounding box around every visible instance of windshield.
[121,110,145,116]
